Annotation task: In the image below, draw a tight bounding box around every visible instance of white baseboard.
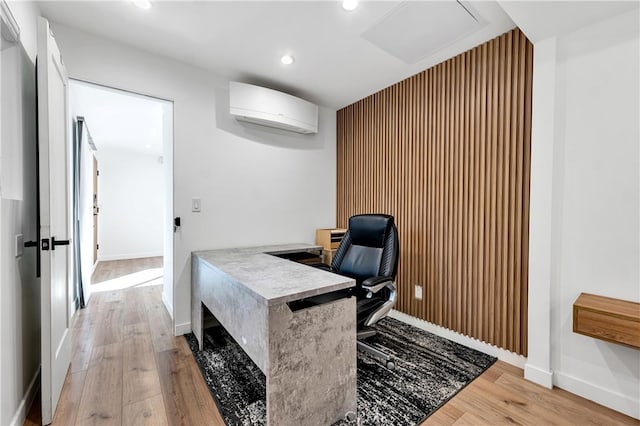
[161,290,173,320]
[524,363,553,388]
[97,252,163,262]
[555,371,640,420]
[175,322,191,336]
[81,261,99,305]
[160,292,189,336]
[84,289,93,306]
[10,366,40,426]
[389,310,527,369]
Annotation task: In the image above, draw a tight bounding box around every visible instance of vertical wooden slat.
[461,52,469,333]
[508,31,519,351]
[480,42,489,342]
[445,59,453,329]
[500,31,507,348]
[453,55,461,330]
[468,47,477,338]
[458,54,465,333]
[488,37,497,344]
[514,32,524,354]
[521,39,534,355]
[437,65,442,325]
[429,68,436,323]
[335,28,533,355]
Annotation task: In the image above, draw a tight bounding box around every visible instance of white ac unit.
[229,82,318,134]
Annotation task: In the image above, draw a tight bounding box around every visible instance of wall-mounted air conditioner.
[229,82,318,134]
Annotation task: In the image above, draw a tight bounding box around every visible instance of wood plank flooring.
[25,257,223,426]
[25,260,638,426]
[60,284,222,426]
[92,257,163,285]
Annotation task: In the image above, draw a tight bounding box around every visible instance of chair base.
[357,329,395,370]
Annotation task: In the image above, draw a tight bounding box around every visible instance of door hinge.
[97,244,99,250]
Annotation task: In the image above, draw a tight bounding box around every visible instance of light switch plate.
[15,234,23,257]
[192,198,201,212]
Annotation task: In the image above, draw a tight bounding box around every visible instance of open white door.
[37,17,72,425]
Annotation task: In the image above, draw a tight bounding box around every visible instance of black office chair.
[321,214,400,369]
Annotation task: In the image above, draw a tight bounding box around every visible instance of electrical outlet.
[414,284,423,300]
[192,198,201,212]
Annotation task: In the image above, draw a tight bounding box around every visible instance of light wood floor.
[92,257,163,284]
[26,284,224,426]
[25,261,637,425]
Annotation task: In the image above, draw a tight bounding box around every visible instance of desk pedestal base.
[267,298,356,425]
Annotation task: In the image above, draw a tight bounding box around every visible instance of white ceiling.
[70,80,168,155]
[38,0,516,109]
[497,1,639,43]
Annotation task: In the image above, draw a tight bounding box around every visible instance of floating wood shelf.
[573,293,640,349]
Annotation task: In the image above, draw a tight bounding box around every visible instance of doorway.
[69,80,174,318]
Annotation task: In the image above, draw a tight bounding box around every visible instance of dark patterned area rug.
[185,317,496,426]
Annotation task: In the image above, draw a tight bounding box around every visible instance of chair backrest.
[331,214,399,283]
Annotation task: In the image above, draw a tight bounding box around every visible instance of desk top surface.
[193,243,355,305]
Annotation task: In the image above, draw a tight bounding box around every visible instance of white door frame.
[68,78,175,323]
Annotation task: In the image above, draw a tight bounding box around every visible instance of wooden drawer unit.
[315,228,347,250]
[322,249,336,266]
[573,293,640,349]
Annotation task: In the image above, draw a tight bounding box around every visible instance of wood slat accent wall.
[336,29,533,355]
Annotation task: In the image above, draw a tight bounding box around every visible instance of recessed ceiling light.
[342,0,359,11]
[132,0,151,10]
[281,55,294,65]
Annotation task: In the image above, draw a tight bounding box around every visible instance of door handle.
[51,237,70,250]
[40,237,71,251]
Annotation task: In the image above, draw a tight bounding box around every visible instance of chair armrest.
[362,276,393,294]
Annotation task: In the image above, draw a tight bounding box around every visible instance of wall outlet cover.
[414,284,423,300]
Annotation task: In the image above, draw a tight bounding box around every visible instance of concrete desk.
[191,244,357,425]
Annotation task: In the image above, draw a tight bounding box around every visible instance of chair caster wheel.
[386,361,395,370]
[345,411,357,422]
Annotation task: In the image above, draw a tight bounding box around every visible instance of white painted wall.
[48,23,338,334]
[0,2,41,425]
[1,42,22,200]
[95,147,164,261]
[551,10,639,418]
[521,7,639,419]
[524,35,557,389]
